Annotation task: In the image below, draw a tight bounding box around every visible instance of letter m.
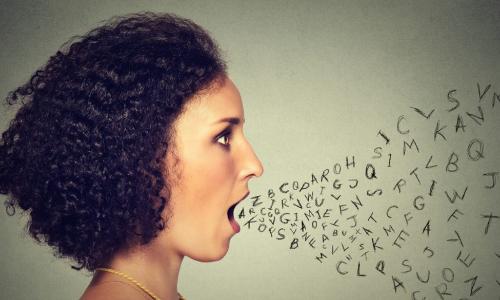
[304,210,315,221]
[403,139,420,155]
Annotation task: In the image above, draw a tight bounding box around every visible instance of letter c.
[336,260,348,275]
[386,205,398,219]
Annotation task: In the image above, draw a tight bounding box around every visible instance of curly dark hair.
[0,12,226,271]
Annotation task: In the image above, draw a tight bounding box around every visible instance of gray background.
[1,1,499,299]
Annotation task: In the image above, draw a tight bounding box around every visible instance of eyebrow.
[213,117,243,125]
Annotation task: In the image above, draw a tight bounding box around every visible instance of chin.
[189,242,230,262]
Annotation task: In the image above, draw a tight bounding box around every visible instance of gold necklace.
[96,268,186,300]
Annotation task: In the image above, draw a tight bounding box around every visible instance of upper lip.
[239,191,250,204]
[230,191,249,209]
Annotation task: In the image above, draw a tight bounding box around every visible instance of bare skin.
[81,241,182,300]
[80,77,263,300]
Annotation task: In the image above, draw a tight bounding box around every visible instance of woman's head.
[0,12,229,271]
[160,77,263,262]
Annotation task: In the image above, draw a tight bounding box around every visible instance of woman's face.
[162,77,263,262]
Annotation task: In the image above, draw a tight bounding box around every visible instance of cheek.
[188,147,236,184]
[208,153,235,185]
[181,150,236,209]
[197,155,236,214]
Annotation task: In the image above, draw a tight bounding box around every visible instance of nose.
[240,138,264,179]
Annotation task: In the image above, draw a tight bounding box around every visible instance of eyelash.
[215,128,232,148]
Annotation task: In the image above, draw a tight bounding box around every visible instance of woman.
[0,12,263,300]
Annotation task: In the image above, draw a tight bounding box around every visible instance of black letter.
[447,89,460,112]
[467,139,484,161]
[483,172,498,189]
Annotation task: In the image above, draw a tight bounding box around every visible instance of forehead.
[180,77,244,125]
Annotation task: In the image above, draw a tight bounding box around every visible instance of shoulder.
[80,281,150,300]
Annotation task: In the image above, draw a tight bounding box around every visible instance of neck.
[102,241,184,300]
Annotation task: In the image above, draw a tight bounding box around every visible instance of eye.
[215,128,232,148]
[217,134,230,146]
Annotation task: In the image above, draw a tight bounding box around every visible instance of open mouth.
[227,203,240,233]
[227,192,249,233]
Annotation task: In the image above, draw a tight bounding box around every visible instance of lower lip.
[229,216,240,233]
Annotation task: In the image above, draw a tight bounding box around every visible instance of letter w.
[444,186,468,203]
